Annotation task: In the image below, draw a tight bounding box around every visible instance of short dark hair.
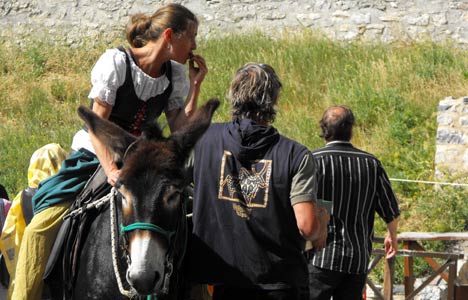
[319,105,355,141]
[228,63,282,124]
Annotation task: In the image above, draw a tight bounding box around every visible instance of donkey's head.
[78,99,219,296]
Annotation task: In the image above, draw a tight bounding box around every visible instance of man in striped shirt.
[307,105,400,300]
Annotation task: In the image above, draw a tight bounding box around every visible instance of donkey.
[56,99,219,300]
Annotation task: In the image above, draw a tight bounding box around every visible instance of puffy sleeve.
[87,48,127,106]
[165,61,190,112]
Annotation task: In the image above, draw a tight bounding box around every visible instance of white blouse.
[88,48,189,110]
[72,48,190,153]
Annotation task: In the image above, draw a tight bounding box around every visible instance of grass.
[1,29,468,281]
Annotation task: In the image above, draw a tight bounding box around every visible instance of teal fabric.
[32,148,99,214]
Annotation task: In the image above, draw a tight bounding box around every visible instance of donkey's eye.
[166,192,181,203]
[164,186,182,205]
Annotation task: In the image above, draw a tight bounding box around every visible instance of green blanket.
[32,148,99,214]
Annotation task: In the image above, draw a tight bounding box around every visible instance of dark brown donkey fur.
[60,99,219,300]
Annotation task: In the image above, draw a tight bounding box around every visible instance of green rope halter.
[120,222,175,241]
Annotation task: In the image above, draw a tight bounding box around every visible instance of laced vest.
[90,46,173,136]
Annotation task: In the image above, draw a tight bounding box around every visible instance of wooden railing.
[367,232,468,300]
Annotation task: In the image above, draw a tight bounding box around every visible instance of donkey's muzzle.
[127,269,159,295]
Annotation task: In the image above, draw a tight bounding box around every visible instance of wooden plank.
[366,277,385,300]
[383,256,395,300]
[412,242,449,283]
[373,237,385,243]
[368,254,384,273]
[403,241,415,299]
[397,232,468,241]
[370,232,467,300]
[448,260,457,300]
[372,248,463,260]
[405,261,450,300]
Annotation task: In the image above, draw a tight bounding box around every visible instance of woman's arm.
[166,54,207,132]
[89,98,121,186]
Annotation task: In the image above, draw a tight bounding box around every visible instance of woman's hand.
[188,54,207,87]
[106,166,121,186]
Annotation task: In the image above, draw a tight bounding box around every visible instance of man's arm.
[375,163,400,258]
[384,218,398,258]
[290,152,328,250]
[293,201,329,251]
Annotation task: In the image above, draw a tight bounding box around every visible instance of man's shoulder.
[204,122,227,133]
[311,142,380,161]
[275,135,310,160]
[277,134,308,150]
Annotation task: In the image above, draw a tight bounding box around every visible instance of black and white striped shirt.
[310,141,400,274]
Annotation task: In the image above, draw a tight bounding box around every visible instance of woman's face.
[171,23,198,64]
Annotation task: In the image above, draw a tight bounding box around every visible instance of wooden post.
[448,259,457,300]
[404,241,415,299]
[383,256,395,300]
[412,242,449,282]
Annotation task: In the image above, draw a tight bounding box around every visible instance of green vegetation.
[1,30,468,282]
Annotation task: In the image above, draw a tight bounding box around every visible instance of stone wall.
[1,0,468,47]
[2,0,468,177]
[436,96,468,178]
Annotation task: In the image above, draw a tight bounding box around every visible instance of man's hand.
[384,218,398,258]
[384,232,398,258]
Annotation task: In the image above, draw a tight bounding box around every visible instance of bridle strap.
[123,140,138,161]
[109,187,135,298]
[120,222,175,242]
[111,187,188,298]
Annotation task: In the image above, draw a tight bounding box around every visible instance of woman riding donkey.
[11,4,208,299]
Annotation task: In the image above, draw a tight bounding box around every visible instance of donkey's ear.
[171,98,220,156]
[77,106,137,163]
[141,122,164,141]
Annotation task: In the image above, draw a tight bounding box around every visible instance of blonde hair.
[126,3,198,48]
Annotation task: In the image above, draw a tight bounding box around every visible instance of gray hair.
[228,62,282,124]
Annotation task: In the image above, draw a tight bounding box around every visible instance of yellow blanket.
[0,143,67,282]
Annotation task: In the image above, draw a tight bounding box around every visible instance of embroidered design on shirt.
[232,203,251,219]
[130,102,147,136]
[218,151,271,218]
